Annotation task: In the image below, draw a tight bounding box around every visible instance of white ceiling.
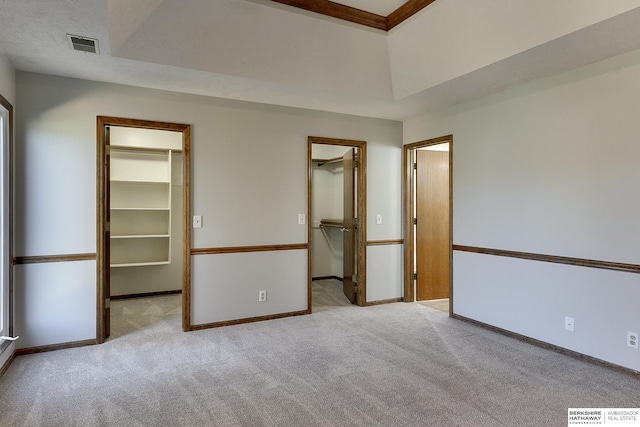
[1,0,640,121]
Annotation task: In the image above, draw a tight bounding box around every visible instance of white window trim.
[0,97,12,353]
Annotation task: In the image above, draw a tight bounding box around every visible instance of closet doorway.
[96,117,191,343]
[308,137,367,309]
[403,136,452,312]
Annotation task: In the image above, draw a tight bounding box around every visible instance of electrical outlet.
[258,290,267,302]
[627,331,638,349]
[564,316,574,332]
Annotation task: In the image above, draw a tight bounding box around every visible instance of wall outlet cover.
[564,316,574,332]
[628,331,638,349]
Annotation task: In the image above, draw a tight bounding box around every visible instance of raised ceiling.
[331,0,409,16]
[269,0,436,30]
[1,0,640,121]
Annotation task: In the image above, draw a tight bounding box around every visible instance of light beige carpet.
[2,286,639,426]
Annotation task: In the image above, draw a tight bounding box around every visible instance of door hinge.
[353,160,359,168]
[105,298,110,309]
[105,145,110,155]
[413,273,417,280]
[413,218,417,225]
[413,162,417,170]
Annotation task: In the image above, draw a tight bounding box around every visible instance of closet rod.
[320,223,344,229]
[313,156,343,167]
[109,145,176,154]
[319,219,344,229]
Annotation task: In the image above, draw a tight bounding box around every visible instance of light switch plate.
[193,215,202,228]
[376,214,383,225]
[298,214,305,225]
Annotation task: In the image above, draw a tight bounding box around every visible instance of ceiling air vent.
[66,34,99,54]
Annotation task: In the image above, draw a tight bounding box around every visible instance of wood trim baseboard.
[0,349,16,376]
[366,297,403,306]
[191,243,308,256]
[452,314,640,378]
[111,289,181,300]
[453,245,640,275]
[188,310,310,331]
[13,253,97,265]
[15,339,96,356]
[366,239,403,246]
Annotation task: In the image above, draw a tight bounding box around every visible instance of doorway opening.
[96,117,191,343]
[308,137,367,311]
[403,135,452,314]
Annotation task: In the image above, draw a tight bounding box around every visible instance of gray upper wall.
[405,47,640,372]
[13,71,403,346]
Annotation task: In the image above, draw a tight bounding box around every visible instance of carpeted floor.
[1,280,639,426]
[311,279,353,312]
[110,292,183,339]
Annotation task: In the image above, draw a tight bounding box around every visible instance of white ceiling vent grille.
[66,34,99,54]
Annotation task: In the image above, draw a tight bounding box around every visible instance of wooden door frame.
[308,137,367,308]
[96,116,192,343]
[403,135,453,313]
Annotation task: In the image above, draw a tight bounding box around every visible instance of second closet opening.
[308,137,367,309]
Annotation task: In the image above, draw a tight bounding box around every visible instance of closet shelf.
[111,179,170,184]
[110,207,170,211]
[111,234,170,239]
[111,261,170,268]
[110,145,174,154]
[110,148,172,268]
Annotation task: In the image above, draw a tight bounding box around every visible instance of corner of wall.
[0,49,16,105]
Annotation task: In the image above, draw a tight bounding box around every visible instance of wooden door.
[104,126,111,338]
[342,148,356,304]
[416,150,449,300]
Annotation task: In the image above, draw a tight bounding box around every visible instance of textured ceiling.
[1,0,640,121]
